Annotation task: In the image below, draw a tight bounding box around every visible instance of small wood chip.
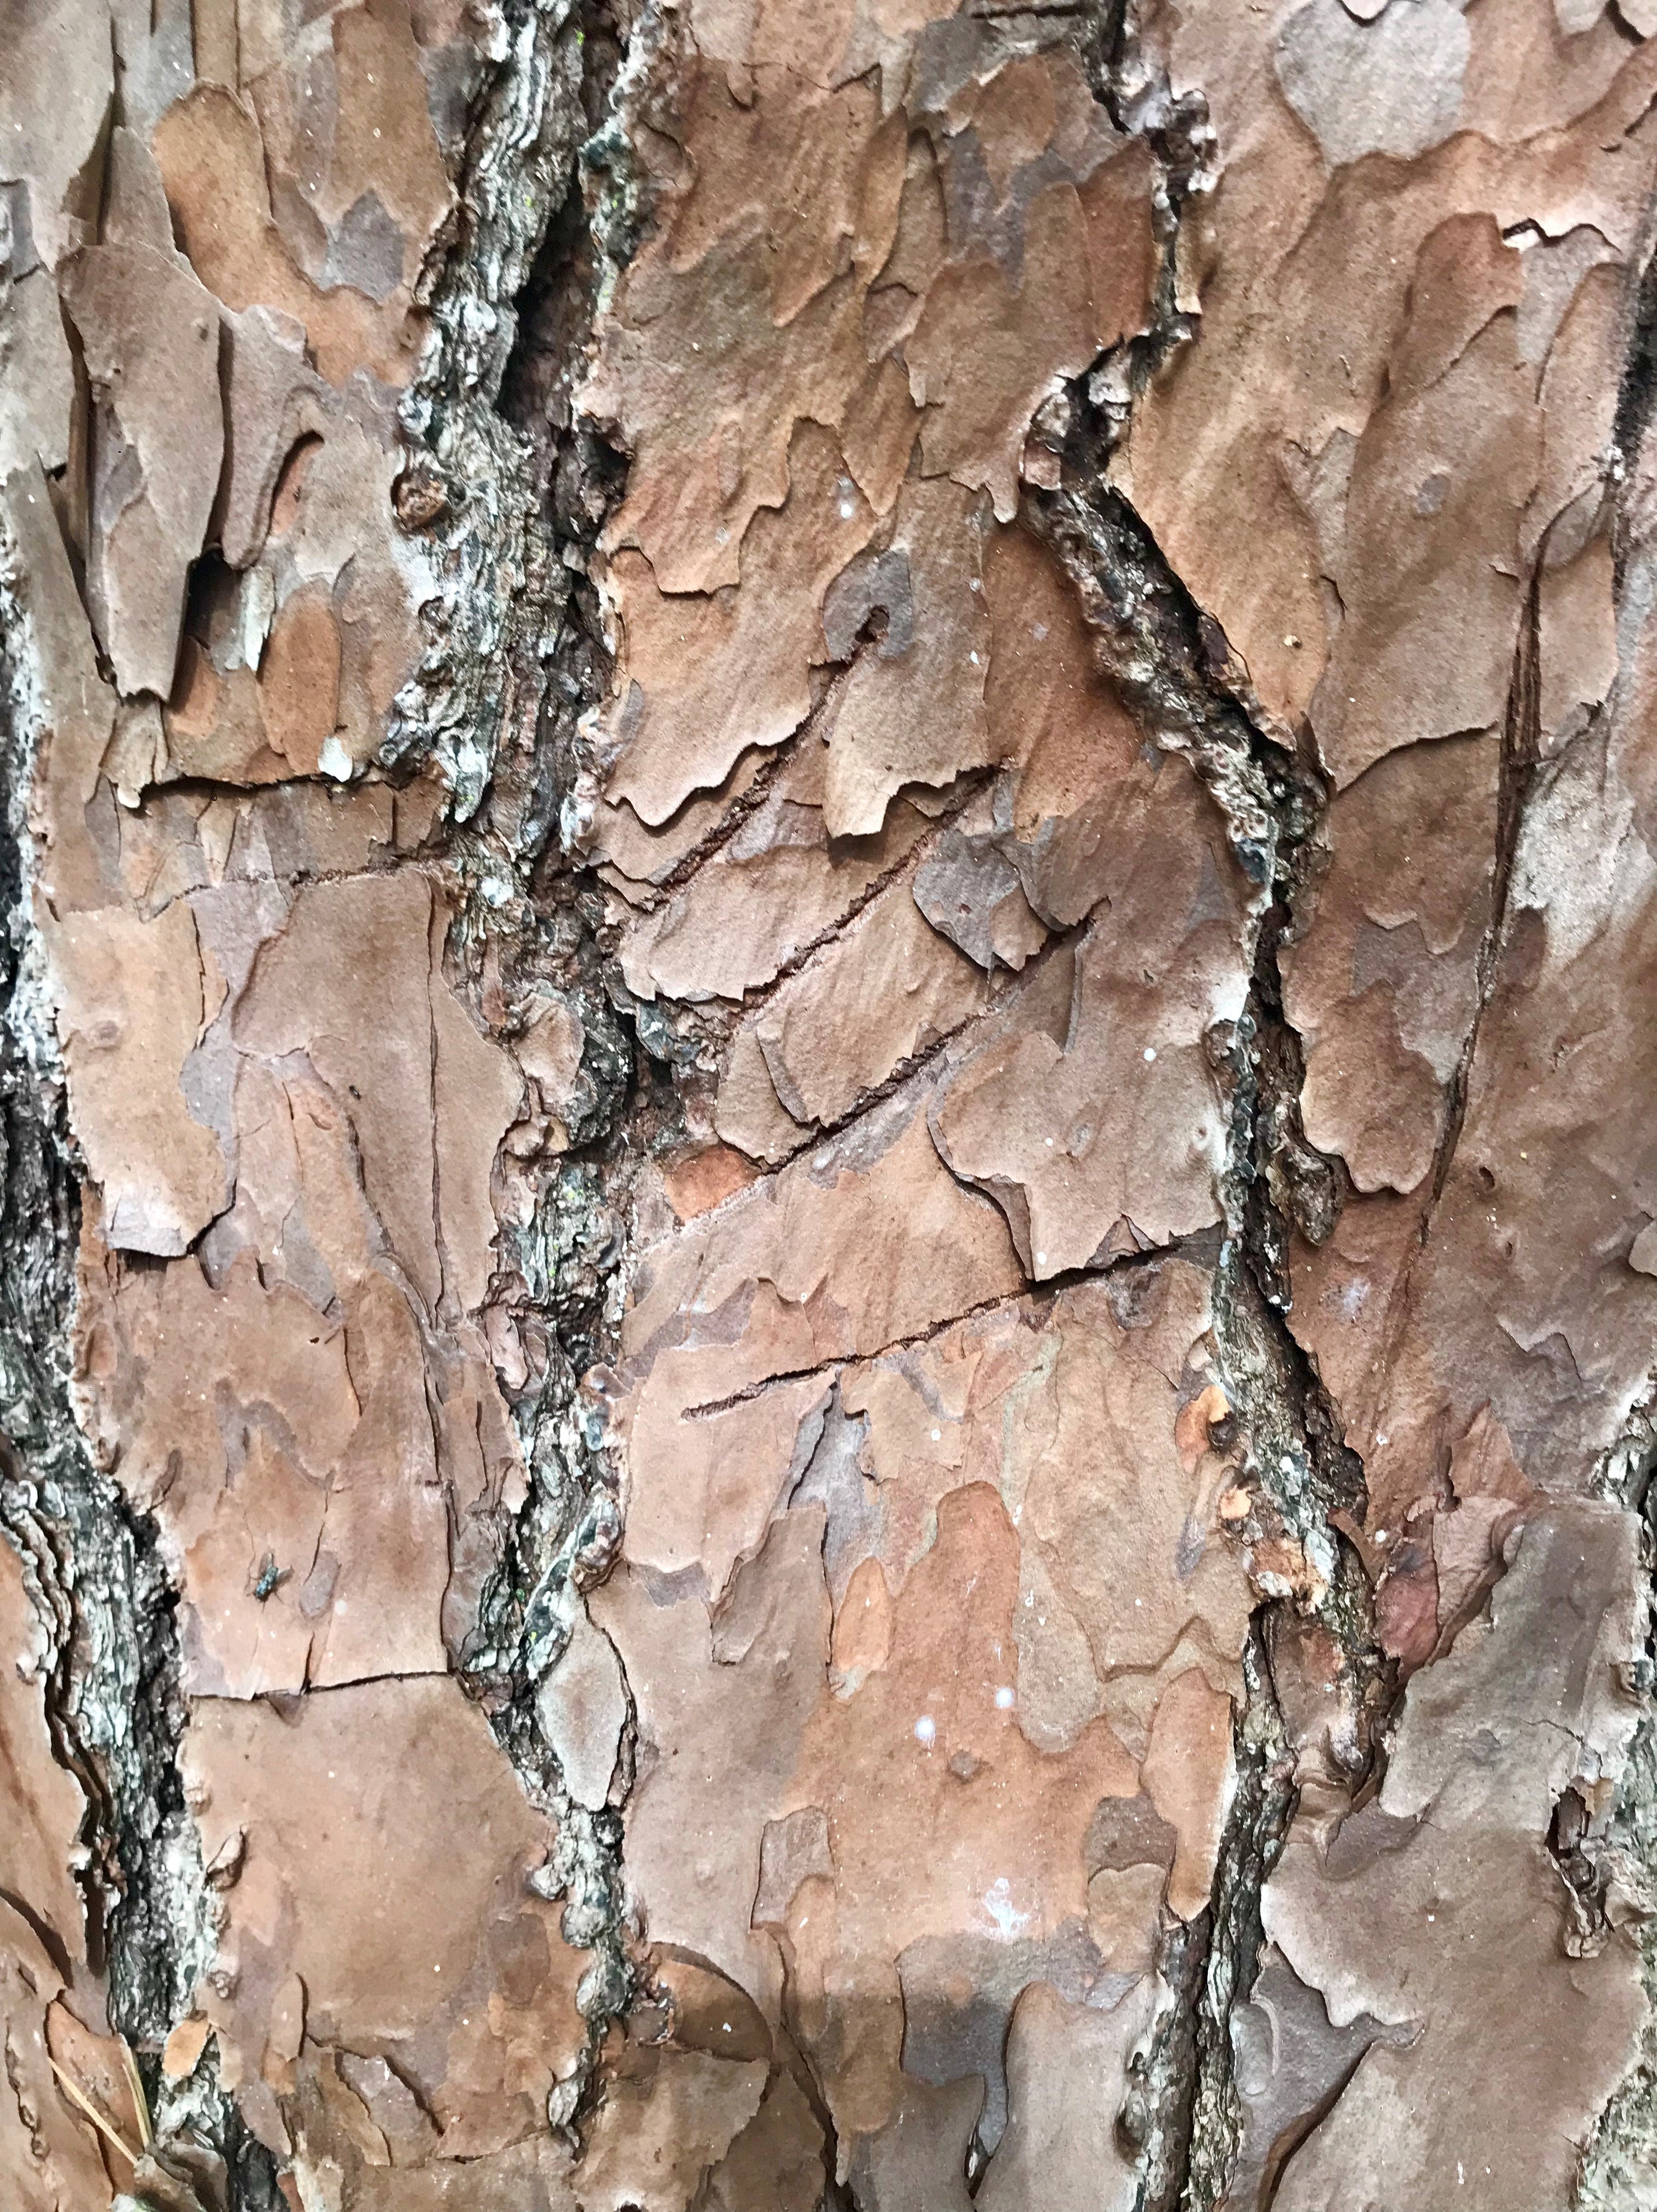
[162,2015,214,2083]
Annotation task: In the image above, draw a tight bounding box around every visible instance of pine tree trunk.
[3,1,1657,2206]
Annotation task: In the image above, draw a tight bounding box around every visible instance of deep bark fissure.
[403,0,656,2124]
[0,515,284,2206]
[1030,326,1389,2202]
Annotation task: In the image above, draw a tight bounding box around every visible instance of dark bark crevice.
[0,523,284,2205]
[1028,232,1390,2199]
[411,0,655,2128]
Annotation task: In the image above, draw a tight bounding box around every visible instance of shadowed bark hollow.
[3,0,1657,2207]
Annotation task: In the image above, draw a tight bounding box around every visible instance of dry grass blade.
[119,2038,154,2148]
[46,2056,139,2167]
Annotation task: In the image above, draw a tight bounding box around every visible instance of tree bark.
[3,0,1657,2207]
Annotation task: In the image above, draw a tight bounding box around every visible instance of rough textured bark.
[3,0,1657,2206]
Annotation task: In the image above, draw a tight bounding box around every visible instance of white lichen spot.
[983,1877,1030,1940]
[914,1714,937,1747]
[994,1686,1014,1709]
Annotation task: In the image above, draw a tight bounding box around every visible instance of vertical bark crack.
[1029,210,1388,2197]
[398,0,649,2132]
[1,513,284,2204]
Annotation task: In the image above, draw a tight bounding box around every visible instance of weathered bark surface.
[3,0,1657,2206]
